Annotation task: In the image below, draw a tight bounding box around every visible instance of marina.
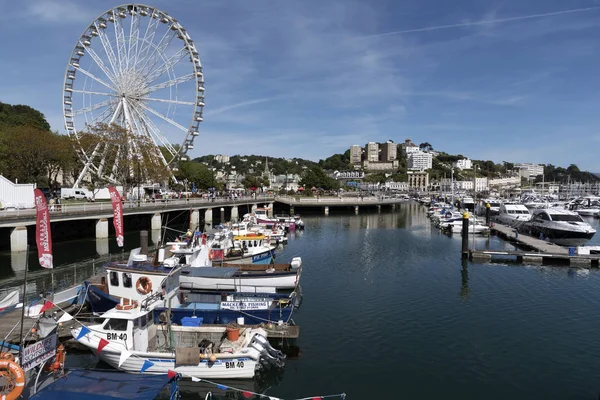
[2,0,600,398]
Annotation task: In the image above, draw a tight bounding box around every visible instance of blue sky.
[2,0,600,170]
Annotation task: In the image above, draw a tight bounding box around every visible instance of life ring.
[0,353,14,362]
[208,249,214,261]
[0,359,25,400]
[136,277,152,295]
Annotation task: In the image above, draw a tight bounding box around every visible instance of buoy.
[136,277,153,295]
[0,359,25,400]
[209,354,217,362]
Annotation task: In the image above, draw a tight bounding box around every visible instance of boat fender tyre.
[0,360,25,400]
[136,277,153,295]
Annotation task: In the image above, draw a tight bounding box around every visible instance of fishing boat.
[71,298,287,379]
[85,251,300,321]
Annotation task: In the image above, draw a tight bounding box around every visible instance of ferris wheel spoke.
[113,15,128,73]
[82,44,118,85]
[109,100,123,124]
[88,104,116,125]
[139,97,195,106]
[138,103,188,132]
[72,89,116,97]
[73,99,114,117]
[137,28,177,75]
[130,105,178,157]
[146,73,195,94]
[73,65,115,91]
[95,23,120,76]
[127,13,140,71]
[134,14,161,69]
[146,47,189,84]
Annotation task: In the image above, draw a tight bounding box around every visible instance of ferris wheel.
[63,4,204,187]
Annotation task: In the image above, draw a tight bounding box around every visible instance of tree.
[176,161,217,190]
[419,142,433,152]
[77,123,171,196]
[0,126,58,185]
[300,167,339,190]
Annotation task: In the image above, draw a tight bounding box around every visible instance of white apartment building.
[515,163,544,178]
[214,154,230,163]
[453,158,472,170]
[350,145,362,164]
[488,176,522,189]
[365,142,379,162]
[384,181,409,191]
[408,151,433,171]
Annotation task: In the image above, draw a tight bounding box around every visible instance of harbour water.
[3,203,600,398]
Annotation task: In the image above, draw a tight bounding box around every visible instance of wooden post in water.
[140,230,149,255]
[485,203,491,226]
[461,211,469,259]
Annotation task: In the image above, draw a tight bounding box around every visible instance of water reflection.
[460,258,469,301]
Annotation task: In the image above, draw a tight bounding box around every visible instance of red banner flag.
[34,189,53,269]
[108,186,124,247]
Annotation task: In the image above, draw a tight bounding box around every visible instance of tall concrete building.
[379,141,397,162]
[350,145,362,164]
[365,142,379,162]
[408,151,433,171]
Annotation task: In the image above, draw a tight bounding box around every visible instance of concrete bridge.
[275,195,410,215]
[1,196,275,253]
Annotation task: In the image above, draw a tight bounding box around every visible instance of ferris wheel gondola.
[63,4,204,187]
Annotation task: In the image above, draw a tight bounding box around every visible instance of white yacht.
[520,208,596,246]
[496,203,532,226]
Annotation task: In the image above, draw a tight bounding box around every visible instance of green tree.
[77,123,171,195]
[300,167,339,190]
[176,161,217,190]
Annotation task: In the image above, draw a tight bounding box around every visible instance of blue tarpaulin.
[30,369,173,400]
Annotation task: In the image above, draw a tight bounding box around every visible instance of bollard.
[220,207,225,224]
[485,203,490,226]
[140,230,149,255]
[461,211,469,259]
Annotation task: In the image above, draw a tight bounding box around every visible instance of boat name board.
[22,333,57,371]
[221,301,269,310]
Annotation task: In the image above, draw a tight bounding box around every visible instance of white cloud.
[25,0,95,23]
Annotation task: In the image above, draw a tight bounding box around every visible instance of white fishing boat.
[71,302,285,379]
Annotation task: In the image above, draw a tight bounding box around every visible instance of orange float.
[136,276,152,295]
[0,359,25,400]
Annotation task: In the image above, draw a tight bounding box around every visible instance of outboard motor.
[252,334,285,360]
[249,335,286,369]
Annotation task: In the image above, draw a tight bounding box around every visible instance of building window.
[109,271,119,287]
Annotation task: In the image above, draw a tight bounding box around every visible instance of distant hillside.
[194,154,318,176]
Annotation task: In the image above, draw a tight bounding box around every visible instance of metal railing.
[0,195,276,219]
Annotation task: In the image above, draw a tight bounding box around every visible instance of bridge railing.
[0,195,276,219]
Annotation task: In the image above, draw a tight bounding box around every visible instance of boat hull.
[73,330,258,379]
[179,271,299,290]
[156,306,295,325]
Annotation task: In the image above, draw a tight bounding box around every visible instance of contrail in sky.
[366,6,600,38]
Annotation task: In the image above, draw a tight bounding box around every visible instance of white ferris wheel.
[63,4,204,187]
